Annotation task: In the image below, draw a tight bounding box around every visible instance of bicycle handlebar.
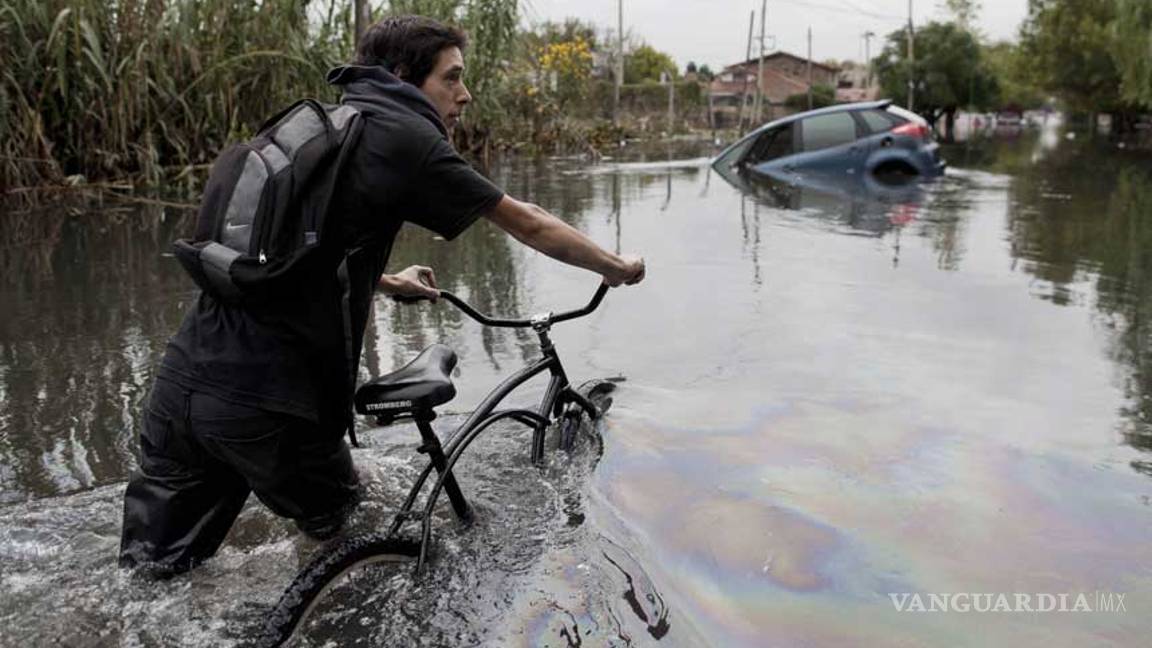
[549,283,609,325]
[395,283,609,328]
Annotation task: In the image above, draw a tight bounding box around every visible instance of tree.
[625,44,678,83]
[1018,0,1122,115]
[784,85,835,110]
[1113,0,1152,109]
[536,36,594,110]
[872,21,999,141]
[511,19,600,134]
[698,64,715,82]
[526,18,599,50]
[983,41,1046,110]
[941,0,982,32]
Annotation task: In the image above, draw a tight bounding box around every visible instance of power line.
[774,0,903,22]
[843,0,902,18]
[770,0,903,51]
[834,0,887,18]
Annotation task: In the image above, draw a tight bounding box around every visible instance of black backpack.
[173,99,364,303]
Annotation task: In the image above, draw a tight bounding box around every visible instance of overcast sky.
[522,0,1030,70]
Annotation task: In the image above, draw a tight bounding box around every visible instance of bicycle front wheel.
[259,533,419,647]
[559,380,617,451]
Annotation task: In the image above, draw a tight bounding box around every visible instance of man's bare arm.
[485,195,645,287]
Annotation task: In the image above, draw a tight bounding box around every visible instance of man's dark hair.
[355,16,468,87]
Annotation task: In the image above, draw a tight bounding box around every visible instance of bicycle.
[259,283,619,647]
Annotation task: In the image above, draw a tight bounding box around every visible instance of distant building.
[834,61,880,103]
[709,51,839,127]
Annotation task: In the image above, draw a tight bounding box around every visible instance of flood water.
[2,124,1152,646]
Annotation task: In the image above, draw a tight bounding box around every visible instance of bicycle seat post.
[413,409,472,522]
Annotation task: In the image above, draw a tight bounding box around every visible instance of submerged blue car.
[712,100,946,181]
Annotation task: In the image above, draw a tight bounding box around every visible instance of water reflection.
[714,159,975,276]
[0,206,194,501]
[981,138,1152,451]
[719,167,925,235]
[716,156,921,209]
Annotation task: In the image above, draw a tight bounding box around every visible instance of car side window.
[715,136,756,169]
[858,110,901,134]
[799,113,858,152]
[745,123,795,164]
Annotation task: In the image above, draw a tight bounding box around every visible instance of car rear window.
[858,109,903,134]
[800,113,857,152]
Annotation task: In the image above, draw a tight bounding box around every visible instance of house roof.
[708,64,834,103]
[723,51,840,74]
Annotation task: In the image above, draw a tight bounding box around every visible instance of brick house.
[834,61,880,103]
[709,51,840,127]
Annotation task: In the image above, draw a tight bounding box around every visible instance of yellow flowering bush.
[539,38,593,81]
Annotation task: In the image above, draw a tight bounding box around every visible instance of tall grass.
[0,0,518,195]
[0,0,350,193]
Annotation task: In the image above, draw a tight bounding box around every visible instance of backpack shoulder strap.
[258,99,313,134]
[309,105,366,240]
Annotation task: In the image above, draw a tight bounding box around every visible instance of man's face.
[417,46,471,130]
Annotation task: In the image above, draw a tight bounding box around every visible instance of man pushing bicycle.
[119,14,645,577]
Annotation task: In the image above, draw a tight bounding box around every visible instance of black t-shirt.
[158,66,504,423]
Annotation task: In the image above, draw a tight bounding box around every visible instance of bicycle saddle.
[354,344,458,416]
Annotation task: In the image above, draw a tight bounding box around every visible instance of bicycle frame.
[378,285,607,571]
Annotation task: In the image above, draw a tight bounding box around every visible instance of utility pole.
[752,0,767,124]
[665,71,675,134]
[354,0,369,43]
[738,10,754,133]
[614,0,624,126]
[707,86,716,137]
[863,31,874,88]
[806,27,813,110]
[906,0,915,111]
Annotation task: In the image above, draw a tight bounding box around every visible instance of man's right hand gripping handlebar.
[603,254,645,288]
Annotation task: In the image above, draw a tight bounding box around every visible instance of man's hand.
[603,254,645,287]
[378,265,440,301]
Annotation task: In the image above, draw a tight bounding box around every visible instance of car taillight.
[892,122,931,140]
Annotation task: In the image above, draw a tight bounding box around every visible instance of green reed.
[0,0,518,195]
[0,0,352,192]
